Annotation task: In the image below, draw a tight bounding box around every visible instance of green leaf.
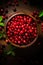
[7,51,12,55]
[3,44,16,56]
[0,16,3,22]
[12,52,15,56]
[0,33,3,39]
[39,11,43,17]
[0,23,4,26]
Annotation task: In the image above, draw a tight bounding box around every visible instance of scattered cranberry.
[41,23,43,32]
[7,1,11,6]
[0,27,2,31]
[33,11,39,15]
[5,9,8,14]
[32,10,40,22]
[14,0,19,6]
[23,0,27,4]
[2,15,6,20]
[13,8,17,12]
[12,3,15,6]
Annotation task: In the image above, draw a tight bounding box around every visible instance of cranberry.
[18,29,20,32]
[20,31,24,34]
[34,34,37,37]
[10,37,12,40]
[29,29,33,33]
[23,0,27,4]
[18,41,21,44]
[2,15,6,20]
[25,33,28,36]
[29,18,32,23]
[23,40,26,43]
[0,27,2,31]
[41,23,43,32]
[24,17,26,21]
[13,8,17,12]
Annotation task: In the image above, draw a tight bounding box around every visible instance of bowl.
[6,13,38,48]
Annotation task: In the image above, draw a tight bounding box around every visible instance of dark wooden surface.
[0,0,43,65]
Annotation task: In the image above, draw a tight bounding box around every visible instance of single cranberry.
[0,27,2,31]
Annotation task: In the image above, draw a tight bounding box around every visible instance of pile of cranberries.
[6,14,37,46]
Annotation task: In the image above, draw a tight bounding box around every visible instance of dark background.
[0,0,43,65]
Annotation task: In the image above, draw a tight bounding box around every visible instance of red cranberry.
[41,23,43,32]
[29,29,33,33]
[0,27,2,31]
[29,18,32,23]
[23,40,26,43]
[18,41,21,44]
